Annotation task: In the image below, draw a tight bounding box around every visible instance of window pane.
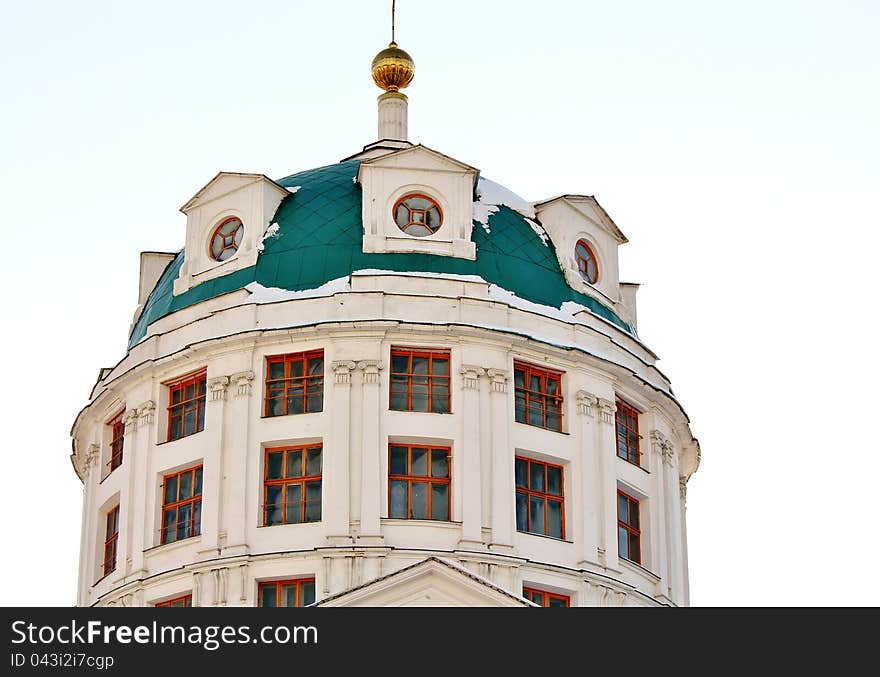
[171,388,182,405]
[194,467,203,495]
[549,596,568,608]
[390,446,408,475]
[269,361,285,379]
[308,357,323,376]
[528,401,544,427]
[514,369,525,388]
[286,450,303,478]
[307,390,323,413]
[411,378,429,411]
[432,357,449,375]
[407,197,431,210]
[411,482,428,519]
[629,533,640,563]
[305,481,322,522]
[618,495,628,521]
[193,500,201,536]
[546,378,559,395]
[630,501,639,529]
[164,475,178,505]
[267,393,284,417]
[283,584,298,608]
[260,585,277,608]
[515,458,528,488]
[306,447,322,476]
[169,416,182,441]
[391,354,409,373]
[529,463,545,492]
[431,383,449,413]
[411,448,428,476]
[286,484,302,524]
[430,449,449,478]
[163,508,176,542]
[390,480,407,518]
[177,503,191,540]
[265,485,283,526]
[529,496,545,535]
[515,392,526,423]
[390,390,408,411]
[287,392,304,415]
[196,402,205,432]
[516,492,528,532]
[548,499,563,539]
[530,375,541,392]
[301,580,316,607]
[267,451,284,480]
[618,526,628,559]
[547,466,562,496]
[431,484,448,520]
[288,360,303,378]
[410,357,427,375]
[179,471,193,500]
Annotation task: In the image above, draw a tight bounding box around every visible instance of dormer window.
[575,239,599,284]
[209,217,244,261]
[394,193,443,237]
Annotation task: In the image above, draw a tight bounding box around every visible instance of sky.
[0,0,877,606]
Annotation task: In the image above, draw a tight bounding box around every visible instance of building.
[70,28,700,608]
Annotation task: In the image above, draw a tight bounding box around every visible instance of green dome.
[128,160,632,350]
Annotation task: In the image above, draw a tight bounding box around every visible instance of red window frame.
[389,347,451,414]
[615,398,641,466]
[523,586,571,607]
[515,456,565,539]
[388,444,451,521]
[155,594,192,608]
[160,465,203,545]
[258,578,316,607]
[575,239,599,284]
[263,444,323,526]
[618,490,641,564]
[514,362,564,432]
[165,369,207,441]
[264,350,324,417]
[209,216,244,262]
[107,410,125,472]
[102,505,119,578]
[393,193,444,236]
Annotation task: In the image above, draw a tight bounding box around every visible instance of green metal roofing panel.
[128,159,632,350]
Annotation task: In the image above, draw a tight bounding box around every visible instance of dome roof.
[129,160,633,350]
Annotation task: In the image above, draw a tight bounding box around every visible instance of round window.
[393,193,443,237]
[575,239,599,284]
[209,217,244,261]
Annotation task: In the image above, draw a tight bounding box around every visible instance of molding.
[230,371,255,397]
[679,476,688,504]
[331,360,357,386]
[486,368,509,394]
[597,397,615,424]
[208,376,230,401]
[460,364,486,390]
[137,400,155,426]
[576,390,598,417]
[356,360,384,385]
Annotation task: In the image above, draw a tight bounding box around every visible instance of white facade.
[71,55,699,607]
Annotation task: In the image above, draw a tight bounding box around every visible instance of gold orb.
[371,42,415,92]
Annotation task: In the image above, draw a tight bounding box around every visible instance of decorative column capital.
[679,476,688,504]
[486,368,509,394]
[357,360,384,385]
[137,400,155,426]
[208,376,230,401]
[650,430,675,467]
[576,390,599,416]
[123,408,139,432]
[83,443,100,477]
[460,365,486,390]
[230,371,255,397]
[331,360,357,386]
[597,398,616,424]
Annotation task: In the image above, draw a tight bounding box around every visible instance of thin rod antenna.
[392,0,396,44]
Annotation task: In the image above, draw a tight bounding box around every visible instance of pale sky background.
[1,0,877,606]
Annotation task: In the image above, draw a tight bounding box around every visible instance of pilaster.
[326,361,357,545]
[597,397,618,569]
[576,390,600,566]
[357,360,384,541]
[458,365,486,547]
[487,368,514,551]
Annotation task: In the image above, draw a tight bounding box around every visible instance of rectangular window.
[265,350,324,417]
[388,444,451,521]
[161,465,203,545]
[514,362,563,432]
[259,579,316,607]
[108,411,124,472]
[523,586,570,607]
[390,348,451,413]
[515,456,564,538]
[155,594,192,608]
[263,444,322,526]
[102,505,119,577]
[617,490,641,564]
[615,398,641,465]
[166,370,207,441]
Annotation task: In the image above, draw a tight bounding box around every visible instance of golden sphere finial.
[371,41,415,93]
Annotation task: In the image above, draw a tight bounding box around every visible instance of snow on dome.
[473,176,541,238]
[256,222,280,253]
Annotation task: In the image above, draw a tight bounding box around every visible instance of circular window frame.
[575,239,600,285]
[392,192,444,238]
[208,216,244,262]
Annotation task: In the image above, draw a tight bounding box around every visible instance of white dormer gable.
[534,194,628,305]
[358,144,478,260]
[173,172,290,295]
